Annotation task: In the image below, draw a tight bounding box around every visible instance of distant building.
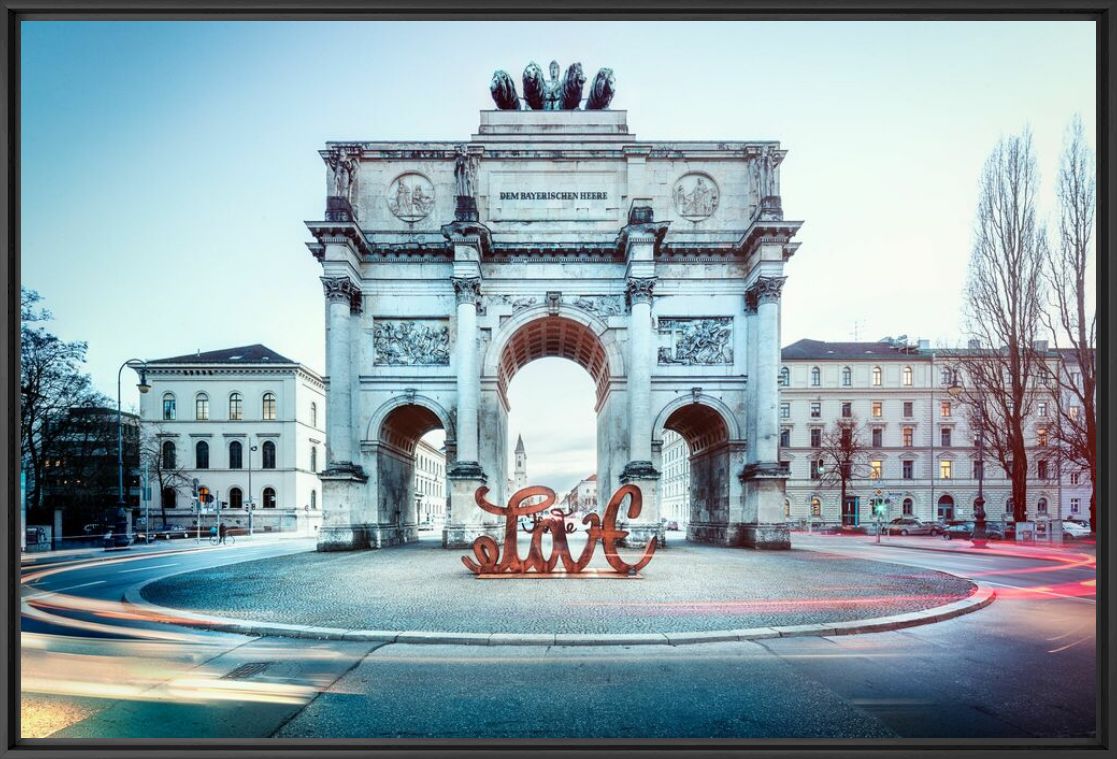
[138,344,326,535]
[414,437,446,524]
[513,435,527,492]
[561,474,597,514]
[659,430,689,526]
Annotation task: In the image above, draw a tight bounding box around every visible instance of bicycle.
[209,533,236,546]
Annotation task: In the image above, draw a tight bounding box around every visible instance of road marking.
[977,579,1095,604]
[1048,636,1092,654]
[25,580,107,599]
[118,563,179,574]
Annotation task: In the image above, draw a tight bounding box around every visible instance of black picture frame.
[2,1,1112,757]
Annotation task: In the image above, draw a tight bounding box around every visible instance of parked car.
[941,521,1004,540]
[1060,519,1092,539]
[666,520,680,531]
[884,517,934,536]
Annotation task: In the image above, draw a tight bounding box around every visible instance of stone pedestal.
[740,464,791,550]
[443,465,498,549]
[317,468,370,551]
[368,523,419,548]
[618,465,662,549]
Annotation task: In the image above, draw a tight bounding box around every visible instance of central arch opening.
[483,314,623,521]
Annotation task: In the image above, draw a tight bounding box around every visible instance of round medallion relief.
[387,173,435,222]
[673,173,719,221]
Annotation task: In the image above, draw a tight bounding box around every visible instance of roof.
[781,339,922,361]
[515,435,525,453]
[585,474,597,482]
[148,344,297,365]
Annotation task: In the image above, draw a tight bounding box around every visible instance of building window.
[195,393,209,421]
[872,366,882,386]
[811,497,822,517]
[902,427,914,447]
[779,367,790,387]
[810,459,823,480]
[784,499,792,519]
[1037,427,1048,447]
[841,402,852,418]
[940,400,951,418]
[938,494,955,520]
[871,401,883,418]
[973,460,984,480]
[263,487,276,508]
[162,440,176,469]
[1037,460,1049,479]
[779,428,790,448]
[869,460,883,479]
[228,392,243,421]
[941,367,953,386]
[1037,401,1047,417]
[940,428,951,447]
[902,366,913,386]
[780,402,790,419]
[311,490,317,510]
[810,367,821,387]
[162,393,176,421]
[902,460,913,480]
[903,401,913,418]
[196,440,209,469]
[810,402,821,418]
[229,487,243,509]
[1070,497,1080,513]
[871,427,883,447]
[229,440,243,469]
[310,446,318,472]
[810,428,822,448]
[939,459,952,479]
[841,366,852,387]
[1037,497,1048,514]
[262,440,276,469]
[1006,460,1013,478]
[162,487,177,509]
[262,392,277,420]
[311,402,318,427]
[1069,406,1081,421]
[1072,371,1081,386]
[902,497,913,515]
[1070,471,1080,485]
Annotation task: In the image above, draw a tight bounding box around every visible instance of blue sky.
[21,20,1096,494]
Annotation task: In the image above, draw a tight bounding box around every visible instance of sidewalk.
[21,532,313,566]
[799,532,1095,562]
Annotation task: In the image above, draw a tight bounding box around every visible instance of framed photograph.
[5,3,1111,757]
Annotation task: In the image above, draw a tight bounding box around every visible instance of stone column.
[444,274,490,548]
[318,275,369,552]
[322,276,359,470]
[740,275,790,549]
[618,276,662,548]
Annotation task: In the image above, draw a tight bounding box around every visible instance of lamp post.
[811,461,827,533]
[117,359,151,532]
[247,440,258,537]
[949,377,986,548]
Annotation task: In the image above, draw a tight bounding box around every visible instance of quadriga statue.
[561,62,586,109]
[522,61,547,110]
[489,70,520,110]
[586,67,615,110]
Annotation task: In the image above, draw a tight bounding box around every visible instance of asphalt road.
[19,533,1097,741]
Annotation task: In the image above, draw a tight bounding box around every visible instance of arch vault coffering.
[495,314,612,408]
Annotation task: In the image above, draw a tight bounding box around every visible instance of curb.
[122,579,996,647]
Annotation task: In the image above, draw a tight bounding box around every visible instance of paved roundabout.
[131,537,994,645]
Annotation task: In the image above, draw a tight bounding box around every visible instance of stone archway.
[652,397,747,545]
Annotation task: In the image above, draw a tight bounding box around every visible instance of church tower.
[513,435,527,491]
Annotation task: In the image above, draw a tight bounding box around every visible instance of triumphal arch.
[306,62,802,552]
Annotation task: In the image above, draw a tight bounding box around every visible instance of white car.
[1060,520,1092,539]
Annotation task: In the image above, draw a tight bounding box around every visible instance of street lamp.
[948,376,986,548]
[117,358,150,533]
[247,440,258,537]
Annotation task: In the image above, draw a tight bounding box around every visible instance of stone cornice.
[735,219,803,260]
[615,220,670,256]
[305,220,373,258]
[441,220,493,257]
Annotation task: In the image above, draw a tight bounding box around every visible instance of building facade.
[561,474,598,514]
[307,67,801,552]
[659,429,690,527]
[779,338,1091,528]
[138,345,327,535]
[414,437,447,524]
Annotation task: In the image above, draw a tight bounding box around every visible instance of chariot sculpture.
[489,61,615,111]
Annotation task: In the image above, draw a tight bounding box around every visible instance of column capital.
[451,276,482,305]
[321,276,362,313]
[625,276,657,308]
[746,275,787,307]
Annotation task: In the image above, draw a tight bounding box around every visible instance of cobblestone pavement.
[141,536,975,634]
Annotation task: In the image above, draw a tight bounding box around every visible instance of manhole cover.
[221,662,272,680]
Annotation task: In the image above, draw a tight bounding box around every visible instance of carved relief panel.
[657,317,734,366]
[373,319,451,366]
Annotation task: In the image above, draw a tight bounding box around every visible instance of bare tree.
[20,288,107,519]
[139,424,193,529]
[1038,116,1097,531]
[957,129,1047,523]
[816,416,873,523]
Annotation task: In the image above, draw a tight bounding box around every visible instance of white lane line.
[977,578,1096,604]
[118,563,180,574]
